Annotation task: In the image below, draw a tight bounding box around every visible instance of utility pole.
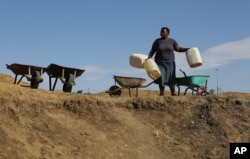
[216,68,219,94]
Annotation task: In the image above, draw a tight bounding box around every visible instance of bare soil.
[0,73,249,159]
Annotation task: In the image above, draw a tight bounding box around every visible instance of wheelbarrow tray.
[114,75,146,88]
[176,75,210,95]
[46,63,85,91]
[176,75,210,87]
[46,63,85,78]
[6,63,46,75]
[6,63,46,86]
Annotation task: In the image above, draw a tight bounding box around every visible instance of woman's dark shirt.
[153,38,178,60]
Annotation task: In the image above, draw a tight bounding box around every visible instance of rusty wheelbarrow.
[46,63,85,92]
[106,75,154,97]
[6,63,46,89]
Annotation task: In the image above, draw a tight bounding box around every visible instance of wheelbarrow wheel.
[63,73,75,93]
[30,71,42,89]
[109,85,121,97]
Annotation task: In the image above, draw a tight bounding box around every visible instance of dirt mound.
[0,73,249,159]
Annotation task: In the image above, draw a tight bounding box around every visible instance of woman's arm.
[148,41,157,58]
[174,45,189,52]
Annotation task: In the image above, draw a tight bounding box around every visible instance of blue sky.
[1,0,250,93]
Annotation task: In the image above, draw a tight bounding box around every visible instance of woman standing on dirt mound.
[148,27,189,96]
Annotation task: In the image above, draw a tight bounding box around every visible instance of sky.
[1,0,250,94]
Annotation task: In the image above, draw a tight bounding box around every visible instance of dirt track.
[0,73,249,159]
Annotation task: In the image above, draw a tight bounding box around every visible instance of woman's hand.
[147,56,152,60]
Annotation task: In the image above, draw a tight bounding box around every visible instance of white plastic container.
[144,59,161,80]
[129,53,148,69]
[186,47,203,68]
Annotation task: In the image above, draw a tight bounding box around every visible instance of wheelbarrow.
[6,63,46,89]
[46,63,85,92]
[176,69,210,96]
[106,75,155,97]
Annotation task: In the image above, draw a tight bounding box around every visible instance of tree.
[209,89,215,95]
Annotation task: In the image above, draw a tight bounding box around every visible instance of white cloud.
[117,67,145,76]
[170,37,250,77]
[80,65,112,81]
[202,37,250,69]
[82,65,111,74]
[81,63,149,80]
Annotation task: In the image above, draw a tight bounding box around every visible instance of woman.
[148,27,189,96]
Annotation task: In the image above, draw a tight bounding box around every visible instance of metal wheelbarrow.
[46,63,85,92]
[106,75,154,97]
[176,69,210,96]
[6,63,46,89]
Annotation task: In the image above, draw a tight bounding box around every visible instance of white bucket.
[129,53,148,69]
[186,47,203,68]
[144,59,161,80]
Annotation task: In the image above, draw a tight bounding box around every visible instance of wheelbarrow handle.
[179,68,185,73]
[179,69,187,77]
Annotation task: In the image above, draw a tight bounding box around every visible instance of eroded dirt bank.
[0,74,249,159]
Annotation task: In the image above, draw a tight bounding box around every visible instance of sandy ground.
[0,73,249,159]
